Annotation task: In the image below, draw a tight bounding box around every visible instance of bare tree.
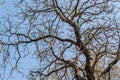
[0,0,120,80]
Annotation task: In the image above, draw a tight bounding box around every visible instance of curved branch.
[98,42,120,79]
[34,65,71,77]
[52,0,68,21]
[1,35,76,45]
[98,59,118,79]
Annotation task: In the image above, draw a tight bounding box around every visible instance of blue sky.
[0,1,40,80]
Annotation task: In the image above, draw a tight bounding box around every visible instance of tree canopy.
[0,0,120,80]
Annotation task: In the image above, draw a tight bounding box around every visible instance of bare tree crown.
[0,0,120,80]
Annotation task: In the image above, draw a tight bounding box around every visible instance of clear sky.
[0,1,40,80]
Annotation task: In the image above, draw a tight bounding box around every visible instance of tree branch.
[1,35,76,45]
